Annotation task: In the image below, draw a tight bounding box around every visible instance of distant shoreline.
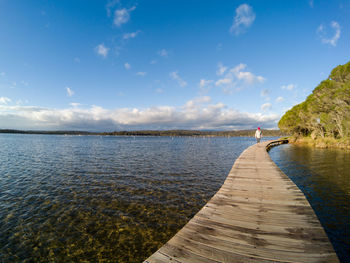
[0,129,285,137]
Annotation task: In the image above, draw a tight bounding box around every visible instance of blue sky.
[0,0,349,131]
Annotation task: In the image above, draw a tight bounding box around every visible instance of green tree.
[278,61,350,140]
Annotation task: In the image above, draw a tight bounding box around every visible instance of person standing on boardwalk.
[255,127,262,143]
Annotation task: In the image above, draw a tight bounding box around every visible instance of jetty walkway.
[144,140,338,263]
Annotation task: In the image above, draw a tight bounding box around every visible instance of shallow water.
[269,144,350,262]
[0,134,265,262]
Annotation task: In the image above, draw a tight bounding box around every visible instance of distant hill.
[0,129,284,137]
[278,61,350,141]
[101,129,284,137]
[0,129,93,135]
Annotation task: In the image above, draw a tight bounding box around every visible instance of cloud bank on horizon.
[0,0,347,131]
[0,98,279,131]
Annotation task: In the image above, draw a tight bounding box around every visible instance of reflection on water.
[269,144,350,262]
[0,134,262,262]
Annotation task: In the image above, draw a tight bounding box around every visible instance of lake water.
[1,135,349,262]
[269,144,350,263]
[0,134,262,262]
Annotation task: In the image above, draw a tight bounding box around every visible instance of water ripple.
[0,134,261,262]
[269,144,350,262]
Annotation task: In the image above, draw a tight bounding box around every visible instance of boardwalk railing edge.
[265,138,289,152]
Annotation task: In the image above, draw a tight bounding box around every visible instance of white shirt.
[255,129,262,139]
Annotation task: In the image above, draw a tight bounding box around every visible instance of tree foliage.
[278,61,350,139]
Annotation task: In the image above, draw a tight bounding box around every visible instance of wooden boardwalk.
[144,140,339,263]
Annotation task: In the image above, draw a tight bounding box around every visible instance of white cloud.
[106,0,120,17]
[230,4,256,35]
[199,79,213,88]
[0,99,279,130]
[0,97,11,104]
[261,102,272,112]
[170,71,187,87]
[317,21,341,47]
[70,102,81,107]
[158,49,169,57]
[66,87,74,97]
[114,6,136,27]
[230,63,246,73]
[123,30,141,40]
[281,84,295,91]
[215,63,265,93]
[155,88,164,94]
[136,72,147,76]
[215,78,232,86]
[96,44,109,58]
[184,96,211,109]
[124,62,131,69]
[276,96,284,103]
[216,62,227,76]
[228,64,265,84]
[0,72,5,77]
[236,71,264,84]
[150,60,157,64]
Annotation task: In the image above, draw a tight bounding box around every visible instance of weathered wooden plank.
[144,140,339,262]
[160,237,276,263]
[200,203,321,223]
[173,230,337,263]
[144,250,182,263]
[179,219,334,253]
[195,208,323,230]
[158,243,222,263]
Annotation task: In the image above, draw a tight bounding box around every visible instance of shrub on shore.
[289,135,350,149]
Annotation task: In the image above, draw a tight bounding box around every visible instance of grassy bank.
[288,136,350,149]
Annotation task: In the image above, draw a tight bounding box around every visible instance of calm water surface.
[269,144,350,263]
[0,134,263,262]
